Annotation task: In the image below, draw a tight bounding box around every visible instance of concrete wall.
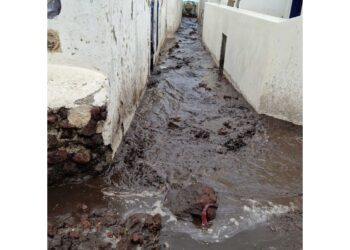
[238,0,292,18]
[202,3,302,125]
[48,0,183,156]
[198,0,228,24]
[167,0,183,37]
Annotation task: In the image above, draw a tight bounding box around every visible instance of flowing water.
[48,17,302,249]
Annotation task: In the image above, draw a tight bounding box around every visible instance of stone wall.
[48,105,112,185]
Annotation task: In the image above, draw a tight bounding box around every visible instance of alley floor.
[48,17,302,249]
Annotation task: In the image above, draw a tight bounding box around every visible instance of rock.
[90,106,101,121]
[216,146,227,154]
[130,233,144,244]
[59,119,74,129]
[48,223,57,238]
[117,213,162,250]
[194,130,210,139]
[68,230,80,239]
[165,183,218,226]
[79,120,97,137]
[48,135,59,149]
[68,105,92,128]
[218,127,229,135]
[224,138,246,151]
[223,121,232,129]
[48,149,68,164]
[57,107,68,119]
[168,121,180,129]
[48,112,57,124]
[72,149,91,164]
[63,162,78,175]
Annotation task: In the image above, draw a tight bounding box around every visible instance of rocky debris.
[79,120,97,137]
[117,213,162,250]
[223,121,232,129]
[224,138,246,151]
[48,208,121,250]
[68,105,92,128]
[168,121,180,129]
[48,112,57,124]
[47,104,112,186]
[165,183,218,226]
[198,82,212,91]
[48,149,68,164]
[218,127,229,135]
[72,148,91,164]
[216,146,227,154]
[194,129,210,139]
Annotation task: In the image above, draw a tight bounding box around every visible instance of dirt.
[48,17,302,249]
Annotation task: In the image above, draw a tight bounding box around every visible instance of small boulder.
[165,183,218,226]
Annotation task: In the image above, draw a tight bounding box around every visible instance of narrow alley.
[48,17,302,250]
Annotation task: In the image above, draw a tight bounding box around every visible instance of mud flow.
[48,17,302,249]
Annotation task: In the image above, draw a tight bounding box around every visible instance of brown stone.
[48,149,68,164]
[48,223,57,238]
[59,119,74,129]
[145,214,162,233]
[90,106,101,120]
[48,135,59,149]
[68,230,80,239]
[218,127,229,135]
[57,107,68,119]
[80,120,97,137]
[131,233,144,244]
[48,113,57,124]
[72,149,91,164]
[165,183,218,223]
[63,162,78,175]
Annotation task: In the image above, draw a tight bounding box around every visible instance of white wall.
[167,0,183,37]
[202,3,302,125]
[48,0,182,156]
[238,0,292,18]
[198,0,228,23]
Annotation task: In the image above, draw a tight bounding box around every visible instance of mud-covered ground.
[48,17,302,249]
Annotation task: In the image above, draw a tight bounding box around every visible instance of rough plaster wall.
[166,0,183,37]
[107,0,151,155]
[198,0,228,23]
[238,0,292,18]
[202,3,302,125]
[48,0,151,155]
[48,0,183,156]
[259,16,302,124]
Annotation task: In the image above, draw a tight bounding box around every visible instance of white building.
[48,0,183,157]
[201,0,302,125]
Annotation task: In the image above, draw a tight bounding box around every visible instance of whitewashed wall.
[202,3,302,124]
[48,0,182,155]
[167,0,183,37]
[198,0,228,23]
[238,0,292,18]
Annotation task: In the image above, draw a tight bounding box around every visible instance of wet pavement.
[48,17,302,249]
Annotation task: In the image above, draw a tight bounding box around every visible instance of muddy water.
[48,17,302,249]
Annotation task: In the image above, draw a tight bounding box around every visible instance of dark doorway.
[219,33,227,80]
[290,0,303,18]
[150,0,155,71]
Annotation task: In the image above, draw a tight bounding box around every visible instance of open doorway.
[218,33,227,80]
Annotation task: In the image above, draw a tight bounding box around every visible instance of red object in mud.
[201,203,216,226]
